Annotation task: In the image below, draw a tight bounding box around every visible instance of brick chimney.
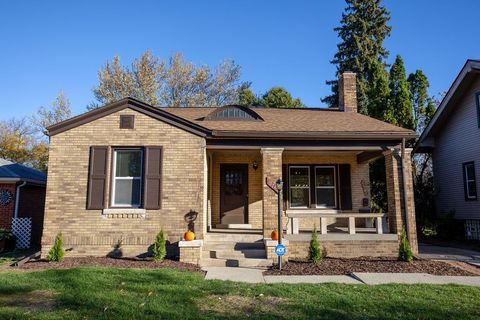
[338,71,357,112]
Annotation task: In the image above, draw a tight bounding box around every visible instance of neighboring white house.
[416,59,480,237]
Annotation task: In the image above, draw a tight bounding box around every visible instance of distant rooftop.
[0,158,47,184]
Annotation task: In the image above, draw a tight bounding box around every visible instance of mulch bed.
[15,257,204,274]
[264,257,478,276]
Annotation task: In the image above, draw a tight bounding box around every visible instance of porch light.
[276,179,284,192]
[252,160,258,170]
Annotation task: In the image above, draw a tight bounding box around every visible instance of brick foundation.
[288,239,399,259]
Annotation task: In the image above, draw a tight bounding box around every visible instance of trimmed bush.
[308,225,322,263]
[398,227,413,262]
[153,228,167,262]
[47,232,64,262]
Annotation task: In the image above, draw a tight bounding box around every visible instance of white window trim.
[111,149,143,208]
[465,162,477,200]
[289,166,310,209]
[314,166,337,209]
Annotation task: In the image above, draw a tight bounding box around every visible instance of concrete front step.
[204,233,264,242]
[203,249,266,259]
[203,241,265,251]
[201,257,272,268]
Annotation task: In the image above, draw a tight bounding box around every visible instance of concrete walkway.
[203,267,480,286]
[419,243,480,267]
[419,243,480,261]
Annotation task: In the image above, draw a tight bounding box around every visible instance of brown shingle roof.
[165,107,416,139]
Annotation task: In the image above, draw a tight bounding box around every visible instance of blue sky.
[0,0,478,119]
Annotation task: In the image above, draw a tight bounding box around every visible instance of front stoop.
[201,233,272,268]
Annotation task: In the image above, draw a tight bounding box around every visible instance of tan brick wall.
[287,239,399,260]
[384,148,418,254]
[283,152,370,230]
[179,247,202,265]
[42,108,206,257]
[209,150,262,228]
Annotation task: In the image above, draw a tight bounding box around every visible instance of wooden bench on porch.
[286,210,387,235]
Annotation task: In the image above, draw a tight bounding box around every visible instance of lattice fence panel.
[12,217,32,249]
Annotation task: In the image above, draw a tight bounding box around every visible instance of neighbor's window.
[463,162,477,200]
[289,166,310,208]
[112,149,143,207]
[315,166,336,208]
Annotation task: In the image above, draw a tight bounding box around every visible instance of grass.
[0,267,479,319]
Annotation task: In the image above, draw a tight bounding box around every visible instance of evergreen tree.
[408,70,429,132]
[237,83,257,106]
[367,59,393,122]
[389,55,414,129]
[324,0,391,114]
[308,225,322,263]
[47,232,65,262]
[153,228,167,262]
[259,87,303,108]
[398,227,413,262]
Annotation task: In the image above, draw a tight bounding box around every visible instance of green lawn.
[0,267,479,319]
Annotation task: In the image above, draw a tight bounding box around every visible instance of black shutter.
[339,164,352,210]
[144,147,163,209]
[87,146,108,209]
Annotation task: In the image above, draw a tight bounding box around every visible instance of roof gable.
[47,97,211,137]
[417,59,480,150]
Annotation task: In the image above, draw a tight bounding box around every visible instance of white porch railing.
[286,210,387,235]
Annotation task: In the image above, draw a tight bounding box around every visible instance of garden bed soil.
[15,257,203,273]
[264,257,478,276]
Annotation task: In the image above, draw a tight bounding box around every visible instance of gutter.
[14,181,27,219]
[210,130,417,140]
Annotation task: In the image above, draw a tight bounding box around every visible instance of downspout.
[14,181,27,219]
[401,138,411,241]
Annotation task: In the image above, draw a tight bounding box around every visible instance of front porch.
[198,146,417,264]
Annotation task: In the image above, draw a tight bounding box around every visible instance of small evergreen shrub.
[308,225,322,263]
[153,228,167,262]
[398,227,413,262]
[47,232,64,262]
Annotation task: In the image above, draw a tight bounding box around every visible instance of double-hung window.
[463,162,477,201]
[315,166,336,208]
[289,166,310,208]
[112,149,143,207]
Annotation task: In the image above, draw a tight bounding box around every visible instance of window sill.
[102,208,146,219]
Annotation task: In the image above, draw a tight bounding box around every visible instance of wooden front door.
[220,164,248,224]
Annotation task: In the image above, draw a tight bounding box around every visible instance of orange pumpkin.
[184,230,195,241]
[271,230,279,240]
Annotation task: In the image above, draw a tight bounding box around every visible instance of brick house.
[0,158,47,247]
[42,72,417,266]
